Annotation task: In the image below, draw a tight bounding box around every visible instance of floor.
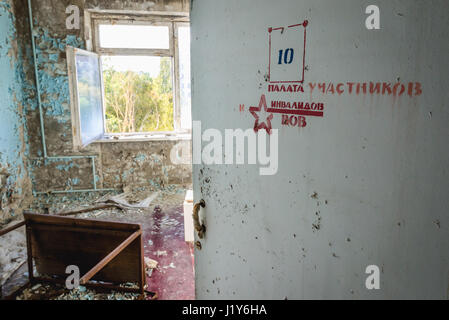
[144,205,195,300]
[1,187,195,300]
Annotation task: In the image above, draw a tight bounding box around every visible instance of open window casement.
[67,46,106,150]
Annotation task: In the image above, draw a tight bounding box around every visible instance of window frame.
[93,19,174,56]
[83,13,190,144]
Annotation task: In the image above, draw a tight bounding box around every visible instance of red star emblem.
[249,94,273,134]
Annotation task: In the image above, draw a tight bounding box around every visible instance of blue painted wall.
[0,0,32,222]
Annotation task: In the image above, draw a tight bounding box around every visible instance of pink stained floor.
[142,205,195,300]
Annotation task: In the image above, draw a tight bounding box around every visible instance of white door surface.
[191,0,449,299]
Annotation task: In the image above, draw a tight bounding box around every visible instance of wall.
[192,0,449,299]
[21,0,191,194]
[0,0,33,223]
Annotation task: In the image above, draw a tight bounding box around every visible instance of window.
[67,14,191,149]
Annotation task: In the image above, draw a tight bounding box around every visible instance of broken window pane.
[178,26,192,130]
[99,24,170,49]
[101,55,174,133]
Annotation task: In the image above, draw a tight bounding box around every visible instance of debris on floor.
[0,224,26,288]
[162,263,176,269]
[95,190,160,209]
[154,250,168,257]
[15,283,143,300]
[145,257,159,269]
[145,257,158,277]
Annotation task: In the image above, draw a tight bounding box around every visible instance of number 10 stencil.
[268,20,308,83]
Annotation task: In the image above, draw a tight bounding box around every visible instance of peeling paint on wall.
[0,0,32,223]
[34,26,84,121]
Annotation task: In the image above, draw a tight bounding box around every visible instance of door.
[191,0,449,299]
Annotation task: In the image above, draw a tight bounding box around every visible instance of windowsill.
[94,132,192,143]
